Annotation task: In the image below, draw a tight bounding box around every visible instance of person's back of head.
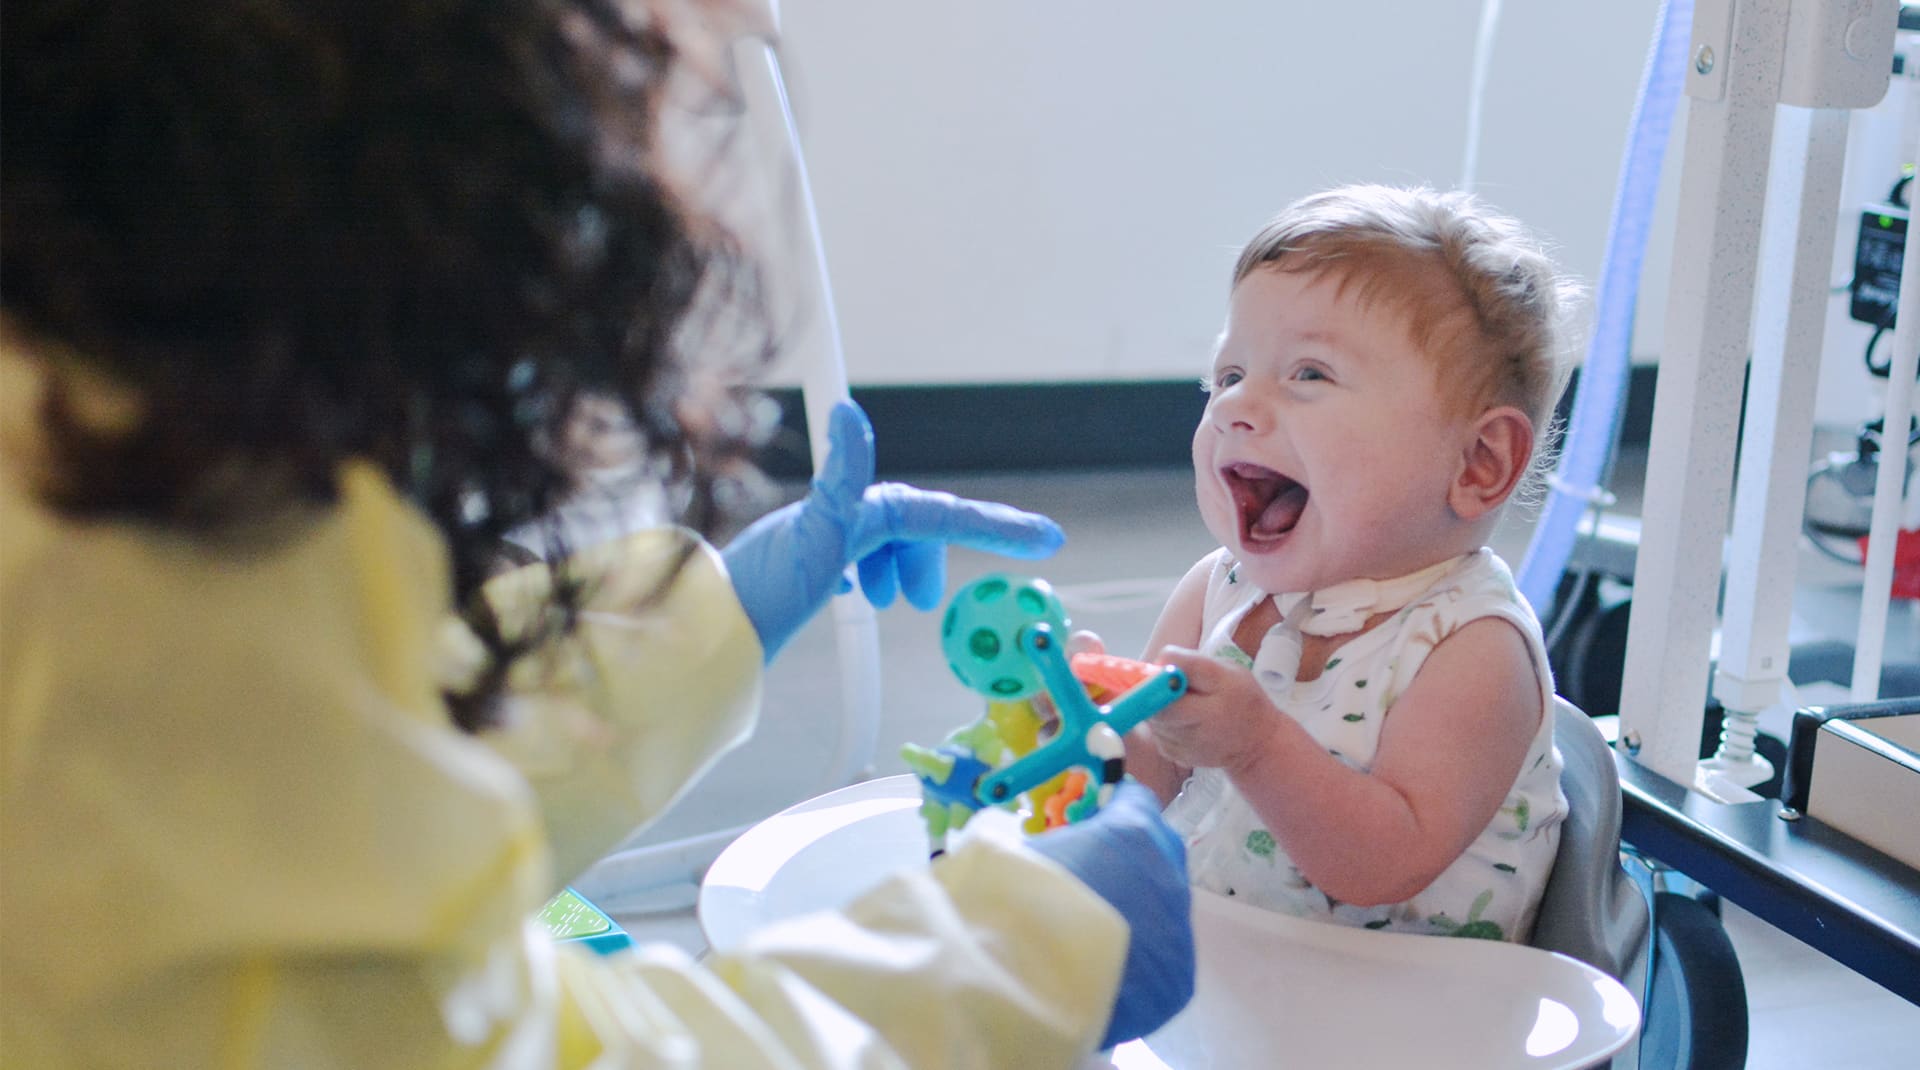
[2,0,771,725]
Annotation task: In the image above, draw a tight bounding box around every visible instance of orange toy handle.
[1069,652,1160,701]
[1044,771,1090,828]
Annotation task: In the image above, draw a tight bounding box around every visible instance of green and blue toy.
[901,573,1188,855]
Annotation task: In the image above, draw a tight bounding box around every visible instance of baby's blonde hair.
[1233,185,1578,499]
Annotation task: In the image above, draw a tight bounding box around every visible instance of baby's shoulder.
[1383,550,1543,661]
[1405,549,1526,616]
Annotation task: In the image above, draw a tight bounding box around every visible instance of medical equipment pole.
[571,22,882,912]
[1619,0,1791,783]
[1624,0,1898,786]
[737,39,884,785]
[1852,118,1920,700]
[1706,103,1852,793]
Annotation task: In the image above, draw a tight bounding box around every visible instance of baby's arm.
[1155,617,1540,906]
[1124,556,1212,805]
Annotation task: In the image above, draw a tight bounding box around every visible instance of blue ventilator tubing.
[1517,0,1694,617]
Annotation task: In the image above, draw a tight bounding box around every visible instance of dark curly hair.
[2,0,774,728]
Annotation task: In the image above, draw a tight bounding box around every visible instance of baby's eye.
[1207,369,1244,392]
[1292,364,1329,383]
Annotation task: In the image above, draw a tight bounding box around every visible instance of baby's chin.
[1216,538,1323,595]
[1201,508,1296,585]
[1231,558,1318,596]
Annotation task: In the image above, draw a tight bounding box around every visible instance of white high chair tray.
[698,775,1639,1070]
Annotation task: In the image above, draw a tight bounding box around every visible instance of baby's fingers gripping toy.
[900,573,1187,856]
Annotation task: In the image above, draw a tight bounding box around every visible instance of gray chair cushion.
[1530,698,1652,982]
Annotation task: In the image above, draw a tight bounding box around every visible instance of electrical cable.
[1543,567,1595,653]
[1863,304,1917,379]
[1459,0,1505,194]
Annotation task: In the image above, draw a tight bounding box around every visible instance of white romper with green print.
[1161,547,1567,942]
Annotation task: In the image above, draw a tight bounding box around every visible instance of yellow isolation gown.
[0,368,1125,1068]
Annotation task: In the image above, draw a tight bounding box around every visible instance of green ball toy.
[941,573,1070,700]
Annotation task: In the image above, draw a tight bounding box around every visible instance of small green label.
[538,889,612,939]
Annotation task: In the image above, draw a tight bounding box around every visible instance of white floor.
[591,463,1919,1069]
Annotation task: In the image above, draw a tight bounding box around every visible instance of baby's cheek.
[1191,484,1235,549]
[1190,428,1218,498]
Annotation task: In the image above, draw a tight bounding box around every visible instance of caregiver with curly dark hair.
[0,2,1193,1065]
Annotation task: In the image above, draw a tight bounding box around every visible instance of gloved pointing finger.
[849,487,1065,568]
[722,402,1065,660]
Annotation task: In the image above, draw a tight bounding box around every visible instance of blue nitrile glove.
[722,401,1065,660]
[1029,779,1195,1050]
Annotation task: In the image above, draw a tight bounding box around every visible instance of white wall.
[766,0,1665,385]
[759,1,1897,433]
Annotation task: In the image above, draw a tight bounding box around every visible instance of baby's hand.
[1029,629,1109,731]
[1066,630,1106,658]
[1147,648,1286,775]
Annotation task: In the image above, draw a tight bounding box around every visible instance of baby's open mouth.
[1224,462,1308,546]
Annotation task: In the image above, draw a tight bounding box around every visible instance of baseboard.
[755,380,1209,478]
[756,365,1660,478]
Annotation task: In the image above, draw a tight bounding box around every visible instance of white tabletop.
[699,775,1639,1070]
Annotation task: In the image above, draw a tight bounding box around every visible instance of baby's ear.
[1449,406,1534,520]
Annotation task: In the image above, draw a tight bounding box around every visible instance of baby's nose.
[1211,390,1266,433]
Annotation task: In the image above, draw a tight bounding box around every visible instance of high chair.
[1531,699,1748,1069]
